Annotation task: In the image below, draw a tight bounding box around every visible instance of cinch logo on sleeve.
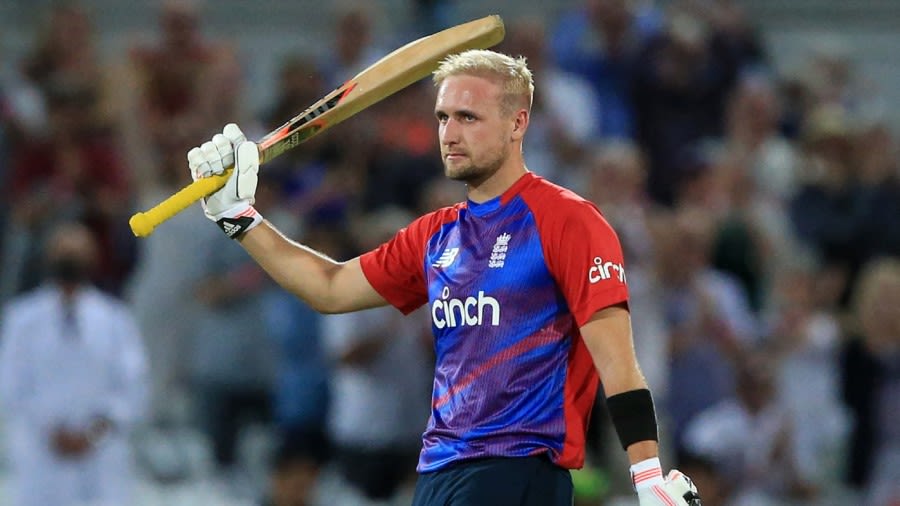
[432,286,501,329]
[588,256,626,284]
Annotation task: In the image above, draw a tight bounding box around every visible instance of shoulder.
[2,288,52,325]
[520,176,607,223]
[405,203,464,237]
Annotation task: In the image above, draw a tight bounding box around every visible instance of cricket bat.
[129,14,505,237]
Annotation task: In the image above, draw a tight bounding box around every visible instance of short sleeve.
[538,198,629,327]
[360,213,444,314]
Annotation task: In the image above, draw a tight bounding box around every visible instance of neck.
[466,151,528,203]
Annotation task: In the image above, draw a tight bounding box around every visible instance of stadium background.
[1,0,899,505]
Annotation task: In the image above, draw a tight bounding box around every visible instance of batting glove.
[188,123,263,238]
[632,458,702,506]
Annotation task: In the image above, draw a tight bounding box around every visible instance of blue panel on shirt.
[418,194,575,472]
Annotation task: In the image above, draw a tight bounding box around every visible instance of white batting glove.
[188,123,263,238]
[632,458,702,506]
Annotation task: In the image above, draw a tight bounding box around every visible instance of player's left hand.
[636,469,701,506]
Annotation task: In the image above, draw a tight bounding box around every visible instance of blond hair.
[432,49,534,116]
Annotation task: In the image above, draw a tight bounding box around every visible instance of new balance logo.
[433,247,460,268]
[488,233,511,268]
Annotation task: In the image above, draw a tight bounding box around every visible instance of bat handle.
[128,169,233,237]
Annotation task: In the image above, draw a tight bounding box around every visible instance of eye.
[462,113,476,122]
[435,112,448,123]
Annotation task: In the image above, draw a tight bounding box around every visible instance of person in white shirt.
[0,221,149,506]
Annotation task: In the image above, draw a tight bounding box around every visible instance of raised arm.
[187,124,387,314]
[239,223,387,313]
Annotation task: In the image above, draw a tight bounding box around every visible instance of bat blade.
[257,14,505,164]
[129,15,505,237]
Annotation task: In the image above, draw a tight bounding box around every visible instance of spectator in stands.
[6,76,134,295]
[261,54,362,228]
[841,258,900,505]
[679,0,768,74]
[499,16,600,187]
[652,206,759,448]
[189,234,276,481]
[262,54,327,131]
[0,221,149,506]
[766,254,850,496]
[122,0,243,189]
[683,352,819,504]
[261,214,334,488]
[631,3,748,206]
[801,37,882,116]
[318,3,387,88]
[322,207,432,505]
[361,81,444,213]
[854,118,900,261]
[723,75,799,203]
[21,2,103,101]
[789,104,868,307]
[551,0,662,139]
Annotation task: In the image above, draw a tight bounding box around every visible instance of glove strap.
[630,457,664,491]
[216,206,263,239]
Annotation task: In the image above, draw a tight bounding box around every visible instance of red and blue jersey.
[360,172,629,473]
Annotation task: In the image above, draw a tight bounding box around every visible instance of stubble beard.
[443,143,508,186]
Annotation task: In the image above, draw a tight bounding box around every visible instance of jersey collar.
[466,172,535,217]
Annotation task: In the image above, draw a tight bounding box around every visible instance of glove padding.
[637,470,701,506]
[188,123,263,238]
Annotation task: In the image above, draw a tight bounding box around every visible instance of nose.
[441,117,460,145]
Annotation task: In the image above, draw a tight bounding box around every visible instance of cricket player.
[187,49,700,505]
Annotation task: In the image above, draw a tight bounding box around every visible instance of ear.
[511,108,529,142]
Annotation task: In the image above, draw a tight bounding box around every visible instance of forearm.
[626,440,659,464]
[582,307,661,464]
[238,221,344,312]
[603,368,660,464]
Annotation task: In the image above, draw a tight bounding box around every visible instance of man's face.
[434,75,513,185]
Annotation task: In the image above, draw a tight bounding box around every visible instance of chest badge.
[488,233,511,268]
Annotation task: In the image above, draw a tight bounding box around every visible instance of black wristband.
[606,388,659,450]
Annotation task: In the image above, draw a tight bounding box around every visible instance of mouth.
[445,152,467,160]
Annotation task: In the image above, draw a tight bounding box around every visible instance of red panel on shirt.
[359,205,461,314]
[558,335,600,468]
[520,180,629,327]
[519,174,630,468]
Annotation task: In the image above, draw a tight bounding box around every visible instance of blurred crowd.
[0,0,899,505]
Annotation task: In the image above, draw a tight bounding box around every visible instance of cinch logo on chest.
[431,286,501,329]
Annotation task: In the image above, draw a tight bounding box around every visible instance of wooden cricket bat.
[129,14,505,237]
